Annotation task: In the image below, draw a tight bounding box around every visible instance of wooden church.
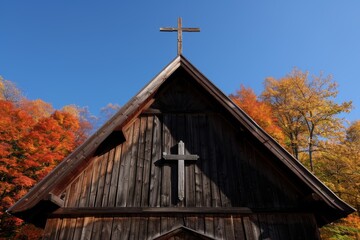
[9,19,355,240]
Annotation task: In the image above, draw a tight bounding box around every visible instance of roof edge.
[8,55,183,215]
[178,56,356,216]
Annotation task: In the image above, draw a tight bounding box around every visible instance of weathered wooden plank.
[196,215,205,235]
[207,116,221,207]
[199,115,211,207]
[133,117,147,206]
[148,217,161,239]
[90,218,102,239]
[42,218,57,240]
[250,214,261,240]
[167,217,177,232]
[224,216,235,240]
[89,156,102,207]
[129,217,141,240]
[192,115,203,208]
[216,116,232,207]
[233,216,246,240]
[204,216,214,239]
[108,145,122,207]
[243,215,257,240]
[161,114,172,207]
[95,151,110,207]
[72,218,85,240]
[254,149,281,208]
[250,144,267,209]
[139,217,149,240]
[66,218,77,240]
[111,217,124,240]
[161,216,168,234]
[127,118,141,207]
[141,116,154,207]
[51,218,63,240]
[116,125,134,207]
[73,172,84,207]
[78,164,93,207]
[149,116,161,207]
[185,216,197,230]
[221,118,238,207]
[80,217,94,240]
[101,217,113,240]
[185,115,196,207]
[242,139,257,208]
[64,177,78,207]
[230,131,245,207]
[213,217,225,239]
[102,148,115,207]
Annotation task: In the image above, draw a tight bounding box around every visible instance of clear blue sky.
[1,1,359,122]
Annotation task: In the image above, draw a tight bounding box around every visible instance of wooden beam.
[51,207,253,218]
[46,193,64,208]
[50,207,316,219]
[163,154,199,161]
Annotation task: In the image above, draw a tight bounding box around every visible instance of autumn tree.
[62,104,95,140]
[262,68,352,171]
[0,78,93,238]
[230,85,285,143]
[318,121,360,239]
[261,73,306,158]
[0,76,24,102]
[0,99,91,238]
[19,99,54,121]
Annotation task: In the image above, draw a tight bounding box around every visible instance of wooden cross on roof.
[163,140,199,201]
[160,17,200,55]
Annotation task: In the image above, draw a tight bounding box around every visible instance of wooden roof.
[8,55,355,226]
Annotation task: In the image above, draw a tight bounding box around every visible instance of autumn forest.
[1,68,359,239]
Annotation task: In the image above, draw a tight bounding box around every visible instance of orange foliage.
[13,223,43,240]
[19,99,54,121]
[230,85,285,143]
[321,214,360,239]
[0,99,90,238]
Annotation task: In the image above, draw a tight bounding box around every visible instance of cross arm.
[163,154,199,160]
[159,28,200,32]
[181,28,200,32]
[160,27,178,32]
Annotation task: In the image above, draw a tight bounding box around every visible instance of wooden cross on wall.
[163,140,199,201]
[160,17,200,55]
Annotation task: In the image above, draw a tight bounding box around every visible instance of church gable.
[59,68,304,211]
[9,55,354,237]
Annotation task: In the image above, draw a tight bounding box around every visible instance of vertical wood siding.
[62,113,300,209]
[42,214,320,240]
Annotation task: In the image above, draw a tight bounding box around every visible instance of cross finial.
[160,17,200,55]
